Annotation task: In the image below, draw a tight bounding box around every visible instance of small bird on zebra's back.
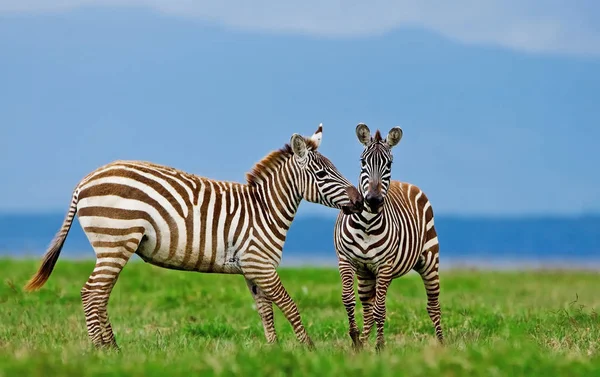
[23,123,364,350]
[334,123,444,352]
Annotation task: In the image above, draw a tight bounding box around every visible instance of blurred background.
[1,1,598,268]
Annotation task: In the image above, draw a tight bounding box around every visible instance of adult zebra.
[334,123,444,351]
[24,124,363,350]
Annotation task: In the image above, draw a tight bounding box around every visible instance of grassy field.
[0,258,599,376]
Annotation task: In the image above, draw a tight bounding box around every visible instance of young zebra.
[333,123,444,351]
[24,124,364,350]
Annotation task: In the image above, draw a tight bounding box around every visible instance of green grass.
[0,258,599,376]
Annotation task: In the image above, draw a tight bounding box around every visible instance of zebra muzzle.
[342,186,364,214]
[365,191,384,213]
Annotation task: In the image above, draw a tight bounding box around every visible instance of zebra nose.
[344,186,364,214]
[365,192,384,209]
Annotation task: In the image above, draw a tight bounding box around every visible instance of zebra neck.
[251,168,303,234]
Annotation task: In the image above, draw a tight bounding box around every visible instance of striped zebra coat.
[334,123,444,351]
[24,125,363,349]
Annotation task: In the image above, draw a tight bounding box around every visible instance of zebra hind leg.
[243,266,315,349]
[245,278,277,344]
[414,249,444,344]
[81,242,137,349]
[338,259,361,350]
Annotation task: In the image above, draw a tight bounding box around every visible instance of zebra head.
[355,123,403,214]
[290,124,364,215]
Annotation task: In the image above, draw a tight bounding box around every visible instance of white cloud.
[1,0,599,56]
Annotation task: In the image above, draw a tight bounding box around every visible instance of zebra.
[333,123,444,351]
[24,124,364,350]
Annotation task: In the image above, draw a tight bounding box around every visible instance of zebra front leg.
[357,274,376,344]
[245,278,277,344]
[414,250,444,344]
[338,259,361,350]
[244,267,314,349]
[374,268,392,352]
[82,245,135,349]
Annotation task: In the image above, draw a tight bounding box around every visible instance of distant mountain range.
[1,213,599,266]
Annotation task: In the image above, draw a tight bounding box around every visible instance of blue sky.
[0,1,599,217]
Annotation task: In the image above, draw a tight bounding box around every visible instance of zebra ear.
[291,133,308,159]
[386,127,403,148]
[356,123,371,146]
[309,123,323,149]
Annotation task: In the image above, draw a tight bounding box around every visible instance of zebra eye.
[315,170,328,179]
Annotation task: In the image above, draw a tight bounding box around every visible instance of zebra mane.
[373,130,383,143]
[246,137,319,187]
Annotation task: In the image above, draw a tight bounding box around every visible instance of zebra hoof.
[350,331,360,346]
[93,342,120,352]
[351,340,363,352]
[266,338,279,345]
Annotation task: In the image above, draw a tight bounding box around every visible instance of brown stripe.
[209,188,222,271]
[425,205,437,242]
[233,190,250,244]
[95,261,125,269]
[182,177,206,267]
[84,226,146,236]
[182,198,195,267]
[83,168,187,218]
[79,207,163,257]
[95,251,127,259]
[222,187,234,266]
[230,190,248,261]
[92,239,140,253]
[86,276,119,284]
[192,177,202,205]
[194,181,212,271]
[183,177,201,267]
[408,185,420,211]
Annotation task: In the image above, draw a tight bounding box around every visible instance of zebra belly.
[341,234,423,277]
[391,254,421,278]
[135,234,243,274]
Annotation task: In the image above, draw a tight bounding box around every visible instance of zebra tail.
[23,190,79,292]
